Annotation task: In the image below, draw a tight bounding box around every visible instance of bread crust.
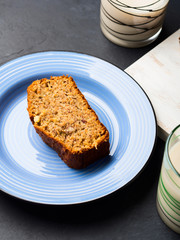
[35,127,109,169]
[27,76,110,169]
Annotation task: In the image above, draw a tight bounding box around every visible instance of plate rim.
[0,50,157,205]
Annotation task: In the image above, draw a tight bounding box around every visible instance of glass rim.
[166,124,180,177]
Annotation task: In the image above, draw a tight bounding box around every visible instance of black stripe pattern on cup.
[100,0,168,43]
[108,0,168,13]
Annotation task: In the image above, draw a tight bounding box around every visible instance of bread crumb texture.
[27,76,109,156]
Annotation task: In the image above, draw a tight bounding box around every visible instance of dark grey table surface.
[0,0,179,239]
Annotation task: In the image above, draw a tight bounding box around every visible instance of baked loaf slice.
[27,75,110,169]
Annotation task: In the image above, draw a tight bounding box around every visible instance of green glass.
[157,125,180,234]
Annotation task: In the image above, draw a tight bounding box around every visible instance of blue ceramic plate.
[0,52,156,204]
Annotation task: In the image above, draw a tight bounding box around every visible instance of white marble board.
[125,29,180,141]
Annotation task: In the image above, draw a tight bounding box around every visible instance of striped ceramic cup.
[100,0,169,48]
[157,125,180,234]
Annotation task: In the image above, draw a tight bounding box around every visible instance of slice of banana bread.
[27,75,110,169]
